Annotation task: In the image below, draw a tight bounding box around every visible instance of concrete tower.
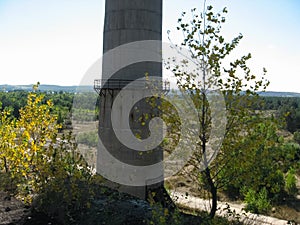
[103,0,162,52]
[95,0,165,200]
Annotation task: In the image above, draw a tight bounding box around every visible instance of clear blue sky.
[0,0,299,92]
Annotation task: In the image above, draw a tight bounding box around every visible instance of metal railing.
[94,79,170,95]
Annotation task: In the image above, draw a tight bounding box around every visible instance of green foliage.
[293,131,300,144]
[220,119,288,203]
[259,96,300,132]
[166,3,271,219]
[285,167,298,196]
[277,142,300,172]
[0,89,101,129]
[244,187,271,214]
[0,90,74,127]
[0,90,28,118]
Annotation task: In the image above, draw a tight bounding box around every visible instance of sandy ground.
[71,121,300,223]
[166,172,300,224]
[170,191,292,225]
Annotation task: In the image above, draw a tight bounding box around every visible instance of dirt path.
[170,191,292,225]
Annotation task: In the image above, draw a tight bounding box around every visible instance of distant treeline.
[259,96,300,133]
[0,90,99,126]
[0,90,73,119]
[1,90,300,133]
[0,84,93,92]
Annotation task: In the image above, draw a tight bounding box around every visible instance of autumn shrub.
[0,90,100,221]
[0,92,62,201]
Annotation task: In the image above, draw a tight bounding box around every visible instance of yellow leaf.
[23,130,30,140]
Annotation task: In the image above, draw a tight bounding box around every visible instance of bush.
[0,92,65,202]
[293,131,300,144]
[244,188,271,214]
[0,90,105,224]
[285,167,298,196]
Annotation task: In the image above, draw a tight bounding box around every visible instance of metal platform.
[94,79,170,96]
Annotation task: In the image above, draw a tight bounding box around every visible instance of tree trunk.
[3,157,8,173]
[200,90,218,218]
[205,167,217,218]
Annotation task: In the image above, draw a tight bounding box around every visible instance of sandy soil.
[166,174,300,224]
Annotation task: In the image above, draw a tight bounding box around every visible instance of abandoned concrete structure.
[95,0,166,200]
